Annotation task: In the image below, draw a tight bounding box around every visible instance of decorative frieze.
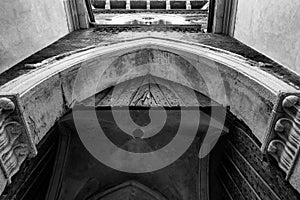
[0,96,36,186]
[94,25,203,33]
[265,94,300,180]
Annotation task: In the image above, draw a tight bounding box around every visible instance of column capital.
[0,95,37,194]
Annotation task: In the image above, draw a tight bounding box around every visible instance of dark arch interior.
[2,77,299,200]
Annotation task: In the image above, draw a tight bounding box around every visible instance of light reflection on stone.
[95,13,207,25]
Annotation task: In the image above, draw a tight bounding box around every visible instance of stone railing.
[93,0,208,10]
[93,24,203,32]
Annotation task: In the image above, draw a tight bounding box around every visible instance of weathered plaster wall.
[0,0,69,74]
[234,0,300,75]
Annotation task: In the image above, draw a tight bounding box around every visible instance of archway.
[44,75,227,200]
[0,37,299,199]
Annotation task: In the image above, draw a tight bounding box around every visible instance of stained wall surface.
[234,0,300,75]
[0,0,69,74]
[214,120,300,200]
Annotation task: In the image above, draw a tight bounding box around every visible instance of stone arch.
[0,37,298,193]
[1,37,295,143]
[86,181,167,200]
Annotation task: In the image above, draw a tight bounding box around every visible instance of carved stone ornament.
[265,94,300,180]
[0,95,36,185]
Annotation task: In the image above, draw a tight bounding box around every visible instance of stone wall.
[214,115,300,200]
[234,0,300,75]
[0,0,69,74]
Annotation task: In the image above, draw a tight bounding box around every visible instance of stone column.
[147,0,150,10]
[126,0,131,9]
[105,0,110,9]
[186,0,191,10]
[166,0,171,10]
[77,0,90,29]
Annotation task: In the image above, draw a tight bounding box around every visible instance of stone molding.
[88,181,167,200]
[0,95,36,193]
[0,37,297,143]
[264,94,300,192]
[93,25,203,33]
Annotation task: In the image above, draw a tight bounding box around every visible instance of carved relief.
[266,95,300,180]
[0,97,15,127]
[94,76,183,107]
[0,97,34,183]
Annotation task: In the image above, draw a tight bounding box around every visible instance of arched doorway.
[1,37,299,199]
[44,75,228,200]
[85,181,168,200]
